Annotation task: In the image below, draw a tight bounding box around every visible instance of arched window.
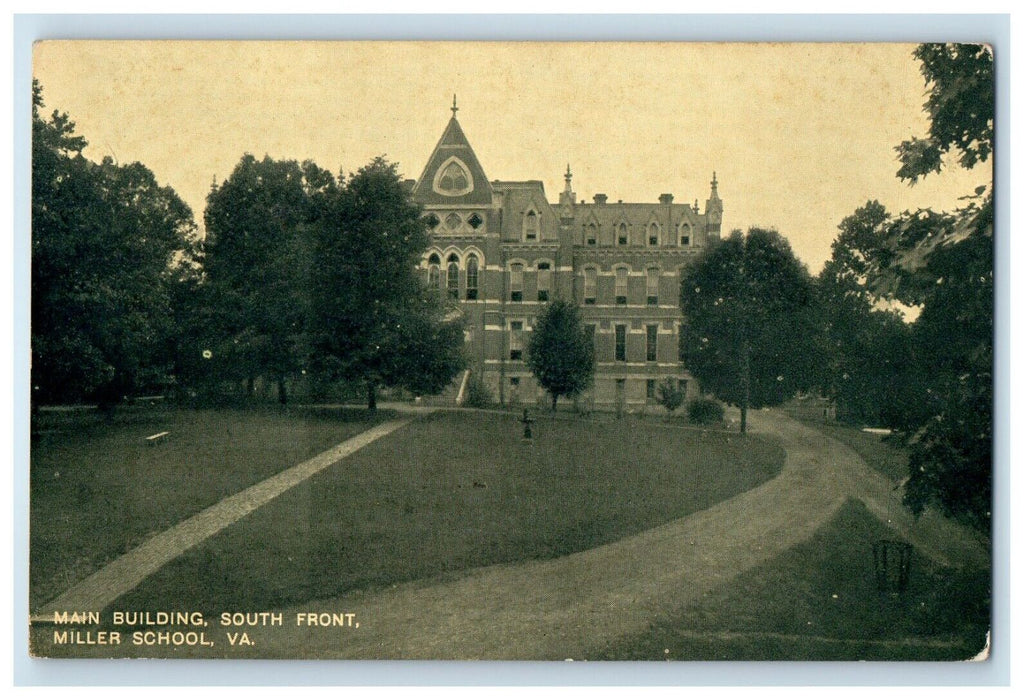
[615,267,629,305]
[433,157,474,196]
[617,223,628,246]
[466,257,479,300]
[439,162,468,192]
[537,262,551,302]
[583,268,597,305]
[446,253,460,299]
[647,267,660,306]
[648,222,660,246]
[427,253,441,289]
[524,210,539,241]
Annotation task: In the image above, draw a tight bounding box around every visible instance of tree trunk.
[246,376,255,399]
[366,381,378,411]
[277,376,287,405]
[739,340,750,434]
[552,393,558,412]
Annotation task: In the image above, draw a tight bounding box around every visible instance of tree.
[31,80,197,406]
[307,157,465,410]
[655,377,686,420]
[679,228,821,433]
[526,299,596,412]
[202,154,334,403]
[815,203,921,426]
[832,44,993,533]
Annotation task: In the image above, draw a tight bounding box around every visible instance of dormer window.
[680,222,692,246]
[617,223,628,246]
[432,156,475,197]
[648,222,660,246]
[524,210,539,241]
[586,223,597,246]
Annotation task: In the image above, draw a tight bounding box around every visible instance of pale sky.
[32,41,991,273]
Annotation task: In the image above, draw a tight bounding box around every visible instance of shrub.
[464,373,495,408]
[688,397,724,425]
[656,377,686,419]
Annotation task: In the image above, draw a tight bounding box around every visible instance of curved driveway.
[250,410,988,659]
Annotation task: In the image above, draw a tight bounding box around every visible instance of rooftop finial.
[451,94,458,117]
[711,170,718,190]
[565,163,572,182]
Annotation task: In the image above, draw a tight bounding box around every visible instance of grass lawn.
[597,498,990,661]
[30,406,392,608]
[110,410,784,615]
[805,421,911,482]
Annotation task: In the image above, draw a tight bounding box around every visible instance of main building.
[411,102,723,411]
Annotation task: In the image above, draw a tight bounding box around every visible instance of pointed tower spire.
[705,170,723,239]
[559,163,576,210]
[451,94,458,118]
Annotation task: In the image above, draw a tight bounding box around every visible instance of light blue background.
[12,12,1011,687]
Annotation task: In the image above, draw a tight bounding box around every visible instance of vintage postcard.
[27,40,993,661]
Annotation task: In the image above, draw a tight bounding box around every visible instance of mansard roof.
[567,201,706,230]
[411,116,493,207]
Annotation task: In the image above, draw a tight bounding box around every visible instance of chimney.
[593,193,607,204]
[659,193,674,204]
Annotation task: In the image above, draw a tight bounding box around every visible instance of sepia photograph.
[25,38,995,664]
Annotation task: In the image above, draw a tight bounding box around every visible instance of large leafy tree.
[829,44,993,534]
[202,154,334,402]
[815,203,921,426]
[307,157,465,410]
[526,299,596,412]
[31,80,197,405]
[680,228,821,433]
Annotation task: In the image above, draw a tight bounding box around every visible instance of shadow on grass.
[596,498,990,661]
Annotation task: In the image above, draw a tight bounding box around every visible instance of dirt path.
[33,409,988,659]
[221,409,988,660]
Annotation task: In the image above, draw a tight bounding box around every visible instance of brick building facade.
[413,103,722,410]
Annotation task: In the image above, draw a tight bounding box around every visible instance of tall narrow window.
[615,324,627,362]
[510,263,524,302]
[680,223,691,246]
[537,262,551,302]
[648,222,660,246]
[446,254,460,299]
[427,253,441,289]
[466,257,479,300]
[615,267,628,305]
[647,267,659,306]
[583,268,597,305]
[524,211,539,241]
[646,324,658,362]
[647,379,657,400]
[617,223,628,246]
[586,223,597,246]
[509,321,524,360]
